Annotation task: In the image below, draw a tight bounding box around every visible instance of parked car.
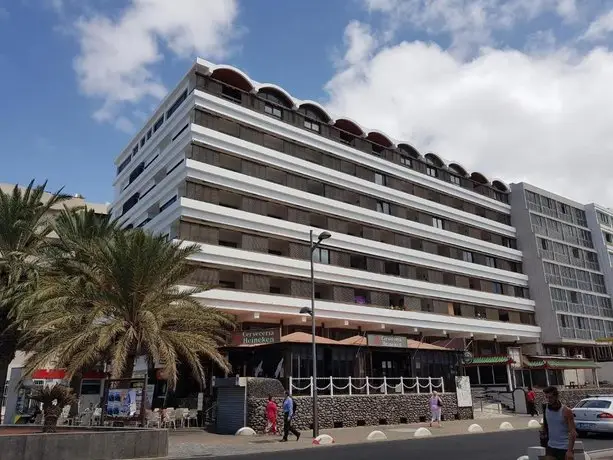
[571,396,613,436]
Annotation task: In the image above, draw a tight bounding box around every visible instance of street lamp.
[301,229,331,439]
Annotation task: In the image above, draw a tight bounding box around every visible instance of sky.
[2,0,613,207]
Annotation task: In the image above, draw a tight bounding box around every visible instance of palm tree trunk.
[42,404,61,433]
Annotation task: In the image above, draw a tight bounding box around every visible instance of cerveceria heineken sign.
[367,334,408,348]
[231,328,280,346]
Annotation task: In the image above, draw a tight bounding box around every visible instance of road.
[209,430,613,460]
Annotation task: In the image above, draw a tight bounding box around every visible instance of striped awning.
[525,359,600,370]
[464,356,515,366]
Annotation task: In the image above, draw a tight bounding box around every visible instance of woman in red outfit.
[264,395,278,435]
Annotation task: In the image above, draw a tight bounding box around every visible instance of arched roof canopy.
[366,131,394,148]
[425,153,445,168]
[492,180,509,192]
[257,86,294,108]
[398,143,421,159]
[448,163,468,177]
[298,102,332,123]
[334,118,364,136]
[471,172,490,185]
[210,67,253,92]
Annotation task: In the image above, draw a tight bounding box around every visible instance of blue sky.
[2,0,613,205]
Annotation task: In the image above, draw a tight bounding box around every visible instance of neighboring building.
[511,183,613,385]
[111,58,540,396]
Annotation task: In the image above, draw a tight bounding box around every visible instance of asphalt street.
[210,430,613,460]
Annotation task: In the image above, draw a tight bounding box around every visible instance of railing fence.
[289,376,445,397]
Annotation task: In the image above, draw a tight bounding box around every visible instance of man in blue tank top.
[541,386,576,460]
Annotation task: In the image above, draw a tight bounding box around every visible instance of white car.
[572,396,613,436]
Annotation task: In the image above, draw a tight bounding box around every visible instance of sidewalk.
[167,414,539,458]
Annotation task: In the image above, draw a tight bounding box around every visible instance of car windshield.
[575,399,611,409]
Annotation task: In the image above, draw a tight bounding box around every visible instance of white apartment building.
[111,59,540,390]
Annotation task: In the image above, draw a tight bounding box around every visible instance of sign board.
[455,376,473,408]
[367,334,408,348]
[231,328,280,346]
[462,350,474,365]
[507,347,522,369]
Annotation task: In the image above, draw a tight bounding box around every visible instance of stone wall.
[247,393,473,432]
[533,388,612,409]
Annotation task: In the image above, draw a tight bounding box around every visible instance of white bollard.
[527,446,545,460]
[499,421,514,431]
[313,434,335,445]
[367,430,388,441]
[235,427,256,436]
[516,456,529,460]
[414,427,432,438]
[468,423,483,433]
[528,419,541,428]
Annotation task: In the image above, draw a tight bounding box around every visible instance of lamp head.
[299,307,313,316]
[318,231,331,242]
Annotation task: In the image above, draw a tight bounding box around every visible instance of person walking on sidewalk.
[280,391,300,442]
[264,395,278,435]
[540,386,576,460]
[429,390,443,428]
[526,387,538,417]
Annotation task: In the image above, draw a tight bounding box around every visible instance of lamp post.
[300,229,331,439]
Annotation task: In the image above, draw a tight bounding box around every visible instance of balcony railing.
[289,376,445,396]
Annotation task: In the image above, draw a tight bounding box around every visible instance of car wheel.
[576,430,587,438]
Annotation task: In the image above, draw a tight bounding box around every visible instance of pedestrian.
[526,387,538,417]
[540,386,576,460]
[280,391,301,442]
[429,390,443,428]
[264,395,278,435]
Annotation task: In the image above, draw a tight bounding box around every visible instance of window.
[606,232,613,244]
[572,247,580,258]
[514,286,526,298]
[560,203,567,214]
[485,256,496,268]
[219,240,238,248]
[339,131,354,145]
[219,280,236,289]
[354,289,368,304]
[264,103,282,118]
[385,261,400,276]
[221,85,242,102]
[270,286,282,294]
[304,119,320,132]
[166,89,187,119]
[153,116,164,132]
[559,314,569,328]
[498,311,510,322]
[147,128,152,140]
[432,217,445,230]
[132,145,139,156]
[475,306,486,318]
[461,251,474,263]
[502,237,513,248]
[377,201,391,214]
[374,173,387,186]
[520,312,533,324]
[453,304,462,316]
[569,291,579,304]
[140,137,145,148]
[400,156,412,167]
[313,248,330,264]
[426,166,438,177]
[372,144,384,155]
[450,175,461,185]
[492,282,503,294]
[541,239,549,250]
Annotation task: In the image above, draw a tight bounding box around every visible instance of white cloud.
[581,10,613,42]
[324,25,613,205]
[362,0,582,54]
[72,0,239,125]
[342,21,378,66]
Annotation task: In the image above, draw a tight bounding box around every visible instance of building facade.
[111,58,540,391]
[510,183,613,384]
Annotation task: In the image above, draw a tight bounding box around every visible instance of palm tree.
[30,384,76,432]
[0,181,68,395]
[22,229,233,389]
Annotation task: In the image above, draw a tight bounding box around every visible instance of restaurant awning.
[524,359,600,370]
[464,356,515,366]
[338,335,449,350]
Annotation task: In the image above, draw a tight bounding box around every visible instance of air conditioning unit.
[575,354,584,359]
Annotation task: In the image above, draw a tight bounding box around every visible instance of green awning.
[525,359,600,369]
[465,356,514,366]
